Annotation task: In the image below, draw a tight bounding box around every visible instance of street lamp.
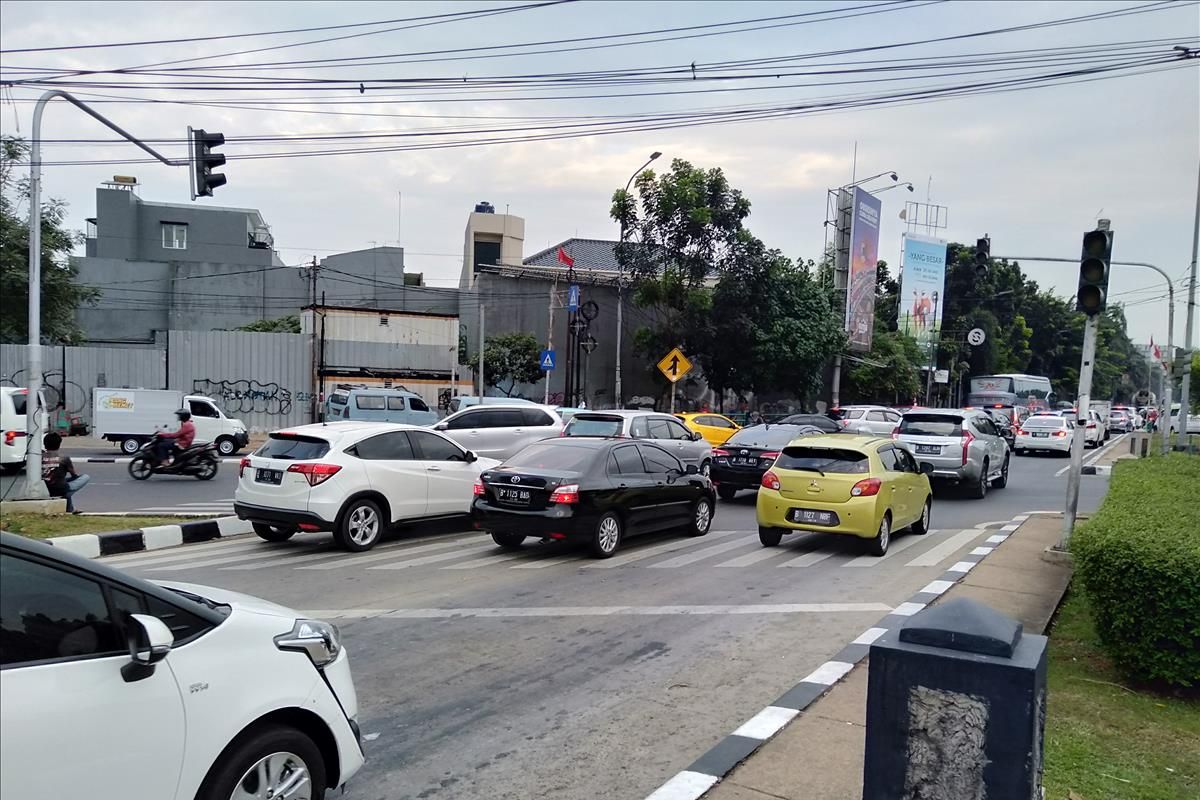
[872,182,915,195]
[615,151,662,408]
[847,170,899,189]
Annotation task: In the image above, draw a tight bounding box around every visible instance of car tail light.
[761,471,781,491]
[550,484,579,504]
[961,429,974,466]
[4,430,23,446]
[287,462,342,486]
[760,451,779,462]
[851,478,882,497]
[239,457,251,478]
[890,426,900,439]
[713,448,730,457]
[473,480,485,496]
[1054,430,1068,438]
[1014,427,1024,436]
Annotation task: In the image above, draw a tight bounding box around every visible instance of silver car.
[433,404,564,460]
[562,410,714,475]
[835,405,903,436]
[896,409,1010,499]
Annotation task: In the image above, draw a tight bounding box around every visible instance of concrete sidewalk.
[700,514,1073,800]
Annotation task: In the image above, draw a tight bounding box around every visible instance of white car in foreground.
[235,422,501,551]
[1015,414,1073,455]
[0,531,364,800]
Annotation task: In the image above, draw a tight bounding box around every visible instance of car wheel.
[717,485,738,501]
[911,498,932,535]
[253,523,296,542]
[1014,448,1024,456]
[216,436,237,457]
[121,437,142,454]
[688,497,713,537]
[867,513,891,556]
[335,498,384,552]
[590,512,623,558]
[0,462,23,475]
[127,456,152,481]
[700,460,711,478]
[196,723,326,800]
[992,455,1009,489]
[758,526,783,547]
[196,456,219,481]
[491,532,527,549]
[969,460,988,499]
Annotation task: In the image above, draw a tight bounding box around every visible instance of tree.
[0,136,98,344]
[482,332,542,396]
[234,315,300,333]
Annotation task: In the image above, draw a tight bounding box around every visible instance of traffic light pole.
[1175,161,1199,446]
[1062,314,1099,548]
[18,90,187,501]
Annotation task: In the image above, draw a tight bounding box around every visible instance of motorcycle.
[128,438,220,481]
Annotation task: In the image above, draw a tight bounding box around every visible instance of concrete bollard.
[863,597,1047,800]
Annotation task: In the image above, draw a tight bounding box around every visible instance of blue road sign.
[567,284,580,312]
[539,349,556,371]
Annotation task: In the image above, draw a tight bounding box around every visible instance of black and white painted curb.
[643,511,1045,800]
[45,516,252,559]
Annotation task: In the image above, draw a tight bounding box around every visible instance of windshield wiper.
[791,466,826,476]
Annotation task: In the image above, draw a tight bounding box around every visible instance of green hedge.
[1073,454,1200,688]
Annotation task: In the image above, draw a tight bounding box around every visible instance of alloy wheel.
[348,505,380,545]
[695,499,711,532]
[229,751,312,800]
[598,516,620,554]
[878,516,890,551]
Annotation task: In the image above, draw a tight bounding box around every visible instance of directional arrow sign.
[539,349,556,371]
[657,347,693,383]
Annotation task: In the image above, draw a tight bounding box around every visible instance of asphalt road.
[89,436,1123,800]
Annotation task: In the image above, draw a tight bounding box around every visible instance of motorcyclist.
[153,409,196,466]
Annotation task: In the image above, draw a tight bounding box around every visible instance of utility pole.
[19,90,189,501]
[1063,315,1099,544]
[545,279,557,404]
[1174,160,1199,445]
[478,305,485,399]
[308,257,320,423]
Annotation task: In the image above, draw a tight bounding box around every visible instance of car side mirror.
[920,462,935,476]
[685,463,699,475]
[691,431,703,441]
[121,614,173,683]
[464,450,477,463]
[434,422,449,431]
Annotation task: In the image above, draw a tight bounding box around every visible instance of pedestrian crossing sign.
[539,349,556,371]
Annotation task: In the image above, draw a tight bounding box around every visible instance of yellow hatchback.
[756,434,933,556]
[675,413,741,447]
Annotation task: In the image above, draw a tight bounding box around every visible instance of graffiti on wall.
[1,370,88,414]
[193,379,293,415]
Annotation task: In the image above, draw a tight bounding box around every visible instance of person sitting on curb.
[41,433,91,514]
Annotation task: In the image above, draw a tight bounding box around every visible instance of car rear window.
[726,425,820,449]
[329,393,348,406]
[899,415,963,437]
[1023,416,1066,429]
[774,447,869,474]
[502,443,597,472]
[565,415,623,437]
[9,392,27,416]
[257,434,330,460]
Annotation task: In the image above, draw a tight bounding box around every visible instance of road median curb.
[45,516,252,559]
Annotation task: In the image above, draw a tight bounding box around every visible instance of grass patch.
[1043,589,1200,800]
[0,512,211,539]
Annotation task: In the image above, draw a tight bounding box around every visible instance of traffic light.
[1076,228,1113,315]
[191,129,227,197]
[974,236,990,278]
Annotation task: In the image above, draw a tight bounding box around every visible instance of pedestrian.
[41,432,90,514]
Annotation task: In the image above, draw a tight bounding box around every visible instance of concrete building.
[460,202,525,288]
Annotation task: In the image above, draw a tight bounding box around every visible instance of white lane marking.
[904,529,985,567]
[779,548,838,568]
[852,627,888,645]
[441,552,529,569]
[732,705,799,740]
[293,535,481,571]
[644,771,719,800]
[145,546,330,571]
[986,534,1009,544]
[134,507,231,514]
[303,603,893,620]
[362,732,381,742]
[892,602,926,616]
[582,529,744,569]
[221,548,366,571]
[366,544,496,570]
[946,561,977,573]
[920,579,955,596]
[715,546,792,568]
[650,537,760,568]
[801,660,855,686]
[1055,432,1125,476]
[510,555,579,569]
[970,546,995,556]
[104,538,264,567]
[1001,523,1021,531]
[843,533,926,567]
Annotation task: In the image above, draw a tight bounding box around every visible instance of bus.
[966,374,1054,423]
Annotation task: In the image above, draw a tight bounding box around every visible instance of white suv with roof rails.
[235,422,500,551]
[433,404,564,461]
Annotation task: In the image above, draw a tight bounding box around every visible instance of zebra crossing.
[131,499,236,516]
[105,524,991,575]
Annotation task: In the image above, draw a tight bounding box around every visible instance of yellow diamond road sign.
[657,347,693,383]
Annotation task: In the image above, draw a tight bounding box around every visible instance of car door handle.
[427,466,441,472]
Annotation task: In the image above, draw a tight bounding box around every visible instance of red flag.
[1151,337,1162,362]
[557,246,575,268]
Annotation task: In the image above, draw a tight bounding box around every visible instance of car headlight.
[274,619,342,667]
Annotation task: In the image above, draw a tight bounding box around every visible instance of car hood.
[153,580,301,620]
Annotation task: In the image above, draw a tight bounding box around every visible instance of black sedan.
[710,423,824,500]
[470,437,716,558]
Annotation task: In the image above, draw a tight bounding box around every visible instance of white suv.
[433,404,564,460]
[0,531,364,800]
[235,421,500,551]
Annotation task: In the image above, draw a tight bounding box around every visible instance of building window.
[162,223,187,250]
[380,315,389,326]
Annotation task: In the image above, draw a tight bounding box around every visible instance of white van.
[1,388,34,474]
[94,389,249,456]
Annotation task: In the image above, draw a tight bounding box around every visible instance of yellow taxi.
[675,412,741,447]
[756,434,933,556]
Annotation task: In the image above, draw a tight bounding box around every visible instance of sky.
[1,0,1198,355]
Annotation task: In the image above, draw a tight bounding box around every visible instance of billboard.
[844,187,882,351]
[898,233,948,356]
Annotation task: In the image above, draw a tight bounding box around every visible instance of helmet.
[175,409,192,421]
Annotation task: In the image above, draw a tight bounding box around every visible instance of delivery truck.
[94,389,249,456]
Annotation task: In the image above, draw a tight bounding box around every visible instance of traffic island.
[0,512,251,557]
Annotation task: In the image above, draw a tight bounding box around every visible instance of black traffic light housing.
[974,236,991,278]
[1076,228,1113,315]
[191,128,227,198]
